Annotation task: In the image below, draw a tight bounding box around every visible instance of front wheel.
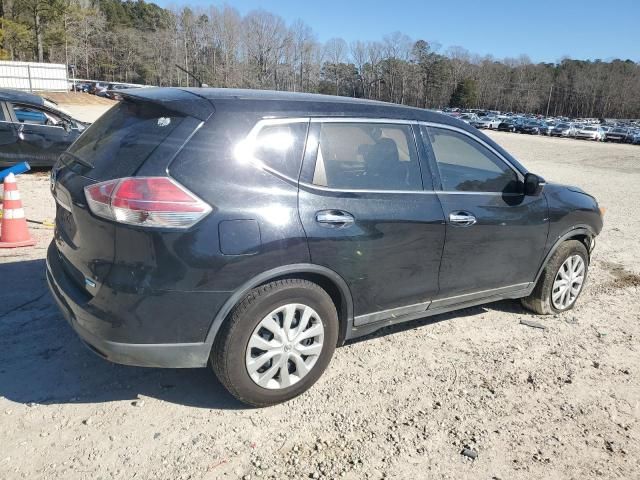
[210,279,338,407]
[521,240,589,315]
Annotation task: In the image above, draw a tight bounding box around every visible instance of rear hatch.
[51,89,214,295]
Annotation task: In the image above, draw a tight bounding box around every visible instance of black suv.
[47,88,603,406]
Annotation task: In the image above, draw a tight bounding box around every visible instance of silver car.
[575,126,604,141]
[550,123,578,138]
[471,116,501,129]
[459,113,479,124]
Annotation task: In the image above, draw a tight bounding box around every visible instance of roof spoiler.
[118,87,215,121]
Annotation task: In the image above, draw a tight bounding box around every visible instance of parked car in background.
[599,125,612,136]
[539,121,554,136]
[575,126,604,141]
[71,82,92,93]
[89,82,109,96]
[604,127,631,143]
[459,113,479,124]
[0,89,88,167]
[102,83,141,100]
[497,119,518,132]
[516,120,543,135]
[631,130,640,145]
[47,87,604,407]
[472,117,501,129]
[550,123,578,138]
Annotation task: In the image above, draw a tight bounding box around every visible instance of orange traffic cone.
[0,173,36,248]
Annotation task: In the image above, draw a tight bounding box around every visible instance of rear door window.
[65,99,201,180]
[312,122,422,191]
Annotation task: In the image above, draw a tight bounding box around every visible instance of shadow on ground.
[0,258,244,410]
[0,257,531,410]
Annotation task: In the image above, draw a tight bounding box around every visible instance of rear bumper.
[46,242,213,368]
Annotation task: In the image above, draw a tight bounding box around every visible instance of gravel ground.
[0,131,639,480]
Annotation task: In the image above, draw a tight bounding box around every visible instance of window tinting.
[66,100,191,179]
[425,126,518,193]
[252,122,307,179]
[312,122,422,191]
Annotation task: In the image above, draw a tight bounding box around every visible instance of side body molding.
[204,226,597,353]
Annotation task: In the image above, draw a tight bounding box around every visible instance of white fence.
[0,61,68,92]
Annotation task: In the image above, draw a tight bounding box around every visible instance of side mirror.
[524,173,545,196]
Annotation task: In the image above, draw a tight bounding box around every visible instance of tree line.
[1,0,639,119]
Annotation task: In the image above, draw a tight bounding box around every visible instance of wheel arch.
[533,225,595,285]
[204,264,354,348]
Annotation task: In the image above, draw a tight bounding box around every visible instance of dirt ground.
[0,131,638,480]
[45,93,116,123]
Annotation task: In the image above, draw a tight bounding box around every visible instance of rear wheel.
[210,279,338,407]
[521,240,589,315]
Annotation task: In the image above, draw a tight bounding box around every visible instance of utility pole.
[546,84,553,117]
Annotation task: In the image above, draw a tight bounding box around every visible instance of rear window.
[65,100,199,180]
[251,122,308,179]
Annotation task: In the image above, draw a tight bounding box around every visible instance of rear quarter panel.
[167,109,311,293]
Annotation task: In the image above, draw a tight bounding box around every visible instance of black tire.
[521,240,589,315]
[210,279,338,407]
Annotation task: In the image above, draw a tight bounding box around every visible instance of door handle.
[316,210,355,227]
[449,211,477,227]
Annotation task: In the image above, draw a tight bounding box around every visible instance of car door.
[298,119,446,326]
[0,102,22,167]
[420,124,549,300]
[8,103,75,167]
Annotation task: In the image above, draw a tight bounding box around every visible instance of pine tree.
[450,78,478,108]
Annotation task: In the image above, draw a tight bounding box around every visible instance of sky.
[154,0,639,63]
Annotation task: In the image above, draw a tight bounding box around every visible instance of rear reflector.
[84,177,211,229]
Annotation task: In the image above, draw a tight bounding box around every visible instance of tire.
[210,279,338,407]
[521,240,589,315]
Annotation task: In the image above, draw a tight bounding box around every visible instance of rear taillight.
[84,177,211,229]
